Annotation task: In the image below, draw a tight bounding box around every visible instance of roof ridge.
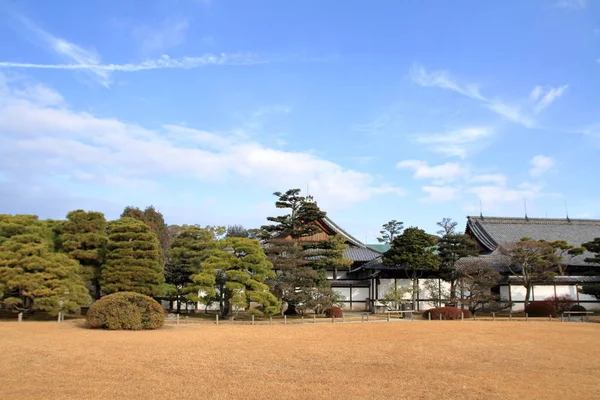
[321,216,370,249]
[467,216,600,225]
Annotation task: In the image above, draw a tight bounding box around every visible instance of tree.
[304,235,353,279]
[380,281,413,310]
[546,240,585,276]
[0,215,91,315]
[457,260,501,314]
[261,189,327,314]
[102,217,164,296]
[580,238,600,299]
[226,225,249,238]
[437,233,479,304]
[436,218,458,236]
[188,237,279,317]
[422,279,449,308]
[261,189,326,239]
[166,225,217,312]
[61,210,109,299]
[383,227,441,309]
[377,220,404,244]
[500,238,558,307]
[121,206,170,264]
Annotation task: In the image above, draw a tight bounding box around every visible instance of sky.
[0,0,599,241]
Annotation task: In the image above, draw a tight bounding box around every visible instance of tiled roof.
[507,275,600,284]
[466,216,600,267]
[344,246,382,262]
[321,216,367,248]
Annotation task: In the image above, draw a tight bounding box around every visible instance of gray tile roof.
[344,246,382,262]
[330,279,370,287]
[507,275,600,284]
[466,216,600,267]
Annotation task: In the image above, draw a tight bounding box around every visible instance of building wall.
[504,283,600,311]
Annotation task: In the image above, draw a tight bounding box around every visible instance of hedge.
[325,306,343,318]
[524,301,557,318]
[86,292,165,330]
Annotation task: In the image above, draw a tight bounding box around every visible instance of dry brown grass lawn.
[1,321,599,400]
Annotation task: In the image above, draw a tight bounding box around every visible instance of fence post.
[252,315,255,325]
[549,314,552,321]
[342,315,345,323]
[509,313,512,321]
[185,316,189,324]
[176,314,180,324]
[525,313,528,322]
[361,314,364,323]
[216,314,219,325]
[492,312,495,321]
[561,313,564,322]
[367,313,369,322]
[269,317,273,325]
[57,312,62,323]
[17,312,23,322]
[461,312,464,321]
[387,313,390,322]
[428,313,431,321]
[284,315,287,325]
[313,314,316,324]
[568,313,571,322]
[301,316,304,324]
[439,313,442,321]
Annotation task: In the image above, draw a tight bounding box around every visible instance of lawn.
[1,320,599,400]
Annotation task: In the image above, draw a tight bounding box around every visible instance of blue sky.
[0,0,599,240]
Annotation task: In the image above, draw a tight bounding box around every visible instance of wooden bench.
[384,310,415,319]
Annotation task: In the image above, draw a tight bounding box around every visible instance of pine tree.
[61,210,109,299]
[377,220,404,244]
[102,217,164,296]
[121,206,170,264]
[383,227,441,309]
[437,233,479,304]
[0,214,91,315]
[166,225,217,312]
[189,237,279,317]
[261,189,326,239]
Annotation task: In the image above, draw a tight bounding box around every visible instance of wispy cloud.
[410,64,567,128]
[15,15,111,86]
[529,155,555,177]
[530,85,568,114]
[132,17,190,54]
[414,127,493,158]
[396,160,468,183]
[554,0,587,9]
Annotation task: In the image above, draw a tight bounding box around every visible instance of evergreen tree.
[226,225,249,238]
[383,227,441,309]
[377,220,404,244]
[436,217,458,236]
[121,205,170,264]
[189,237,279,317]
[0,214,91,315]
[546,240,584,276]
[261,189,328,314]
[102,217,164,296]
[437,233,479,304]
[61,210,109,299]
[580,238,600,299]
[166,225,217,312]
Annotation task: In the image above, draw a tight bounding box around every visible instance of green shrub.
[422,307,472,320]
[524,301,557,318]
[570,304,587,312]
[325,306,343,318]
[86,292,165,330]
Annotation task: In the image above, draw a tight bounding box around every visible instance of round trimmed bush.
[325,306,343,318]
[86,292,165,330]
[570,304,587,312]
[524,301,557,318]
[422,307,472,320]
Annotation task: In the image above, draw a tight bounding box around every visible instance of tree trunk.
[176,295,181,314]
[524,284,532,308]
[411,271,418,310]
[93,279,102,300]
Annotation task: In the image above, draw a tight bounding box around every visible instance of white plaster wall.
[334,287,350,301]
[500,285,510,300]
[352,287,369,301]
[326,271,334,279]
[378,279,395,299]
[510,285,528,301]
[532,285,555,301]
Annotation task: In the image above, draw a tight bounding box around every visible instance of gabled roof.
[466,216,600,267]
[318,216,382,262]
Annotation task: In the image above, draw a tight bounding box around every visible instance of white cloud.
[409,64,484,101]
[529,155,555,177]
[411,64,567,128]
[421,185,461,203]
[530,85,568,114]
[132,17,190,54]
[397,160,468,183]
[469,173,507,185]
[0,75,402,211]
[16,15,111,86]
[415,127,493,158]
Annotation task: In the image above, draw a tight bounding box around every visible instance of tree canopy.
[377,220,404,244]
[121,206,170,264]
[0,214,91,315]
[102,217,164,296]
[261,189,326,239]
